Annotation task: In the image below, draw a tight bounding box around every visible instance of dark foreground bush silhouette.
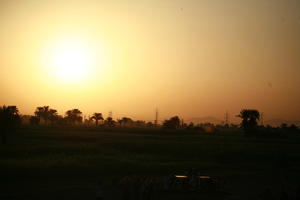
[0,105,20,144]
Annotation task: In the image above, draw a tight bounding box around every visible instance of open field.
[1,126,300,199]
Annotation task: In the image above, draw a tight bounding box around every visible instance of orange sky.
[1,0,300,122]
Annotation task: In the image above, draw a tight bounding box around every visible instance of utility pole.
[155,108,158,126]
[260,112,264,126]
[225,111,229,125]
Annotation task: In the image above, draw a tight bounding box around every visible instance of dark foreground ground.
[1,126,300,199]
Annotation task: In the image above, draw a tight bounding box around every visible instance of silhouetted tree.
[118,117,133,126]
[104,117,116,127]
[35,106,50,124]
[48,109,59,124]
[65,109,82,125]
[34,106,58,124]
[163,116,181,129]
[0,106,21,144]
[92,113,103,126]
[237,109,260,135]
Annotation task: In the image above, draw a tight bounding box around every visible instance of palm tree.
[65,109,82,125]
[92,113,103,126]
[0,105,21,144]
[237,109,260,135]
[104,117,115,127]
[34,106,51,124]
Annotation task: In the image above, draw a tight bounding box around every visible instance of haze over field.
[1,0,300,122]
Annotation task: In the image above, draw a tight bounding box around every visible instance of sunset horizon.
[1,0,300,123]
[1,1,300,199]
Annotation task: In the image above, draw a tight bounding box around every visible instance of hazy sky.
[1,0,300,122]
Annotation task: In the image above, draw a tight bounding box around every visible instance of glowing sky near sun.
[0,0,300,122]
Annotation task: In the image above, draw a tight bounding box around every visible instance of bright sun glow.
[52,44,92,81]
[43,36,102,84]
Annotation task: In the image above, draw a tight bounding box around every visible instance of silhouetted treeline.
[20,106,156,128]
[1,105,299,142]
[29,107,80,126]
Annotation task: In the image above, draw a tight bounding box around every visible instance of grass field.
[1,126,300,199]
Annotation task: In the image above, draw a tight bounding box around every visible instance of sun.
[43,37,99,83]
[50,41,94,82]
[52,44,92,81]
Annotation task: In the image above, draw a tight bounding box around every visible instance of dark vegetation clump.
[162,116,181,129]
[237,109,260,136]
[0,105,21,144]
